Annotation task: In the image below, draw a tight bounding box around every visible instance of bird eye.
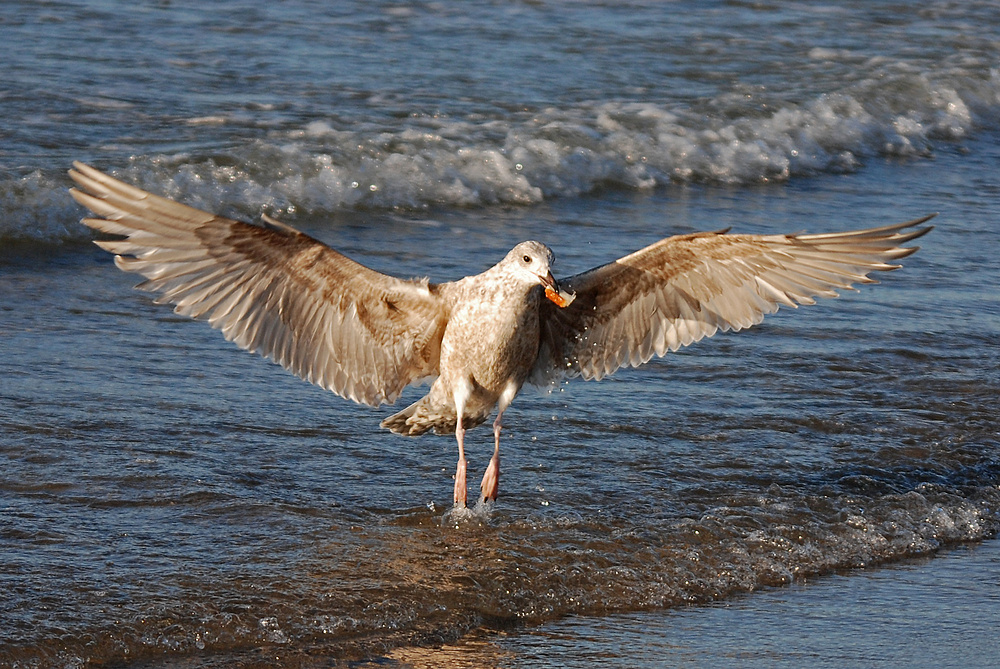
[522,254,531,263]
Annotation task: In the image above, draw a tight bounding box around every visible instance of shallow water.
[2,1,1000,667]
[464,541,1000,669]
[370,539,1000,668]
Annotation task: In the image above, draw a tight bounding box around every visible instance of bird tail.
[381,397,485,436]
[380,399,434,436]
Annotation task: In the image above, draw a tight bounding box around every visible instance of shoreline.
[368,538,1000,668]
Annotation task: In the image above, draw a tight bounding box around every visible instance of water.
[374,540,1000,668]
[2,1,999,666]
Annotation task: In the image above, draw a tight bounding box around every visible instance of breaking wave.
[3,62,999,245]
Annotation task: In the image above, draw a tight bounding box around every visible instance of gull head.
[505,241,575,308]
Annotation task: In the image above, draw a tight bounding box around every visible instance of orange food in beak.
[544,286,576,308]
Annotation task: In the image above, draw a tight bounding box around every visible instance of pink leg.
[479,412,503,503]
[453,415,468,508]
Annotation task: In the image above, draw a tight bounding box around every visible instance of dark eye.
[522,254,531,263]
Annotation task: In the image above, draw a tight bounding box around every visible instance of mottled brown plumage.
[69,162,933,508]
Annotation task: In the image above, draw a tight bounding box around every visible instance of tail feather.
[380,399,433,436]
[380,397,490,436]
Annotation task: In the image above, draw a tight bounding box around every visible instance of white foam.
[3,58,997,244]
[185,116,229,126]
[148,65,990,214]
[0,171,92,244]
[236,65,985,210]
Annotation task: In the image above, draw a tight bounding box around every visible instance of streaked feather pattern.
[70,162,446,407]
[70,162,932,430]
[531,218,933,383]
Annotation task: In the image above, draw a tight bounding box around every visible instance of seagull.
[69,162,933,508]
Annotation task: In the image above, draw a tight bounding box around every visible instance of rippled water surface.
[2,1,1000,667]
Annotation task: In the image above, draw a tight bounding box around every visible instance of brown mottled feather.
[531,217,933,384]
[70,162,933,438]
[69,162,446,407]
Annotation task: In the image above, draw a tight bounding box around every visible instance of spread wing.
[531,215,934,384]
[69,162,447,406]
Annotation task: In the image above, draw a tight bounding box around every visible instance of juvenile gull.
[69,162,933,508]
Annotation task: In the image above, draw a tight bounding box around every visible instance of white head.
[503,241,574,307]
[505,241,554,282]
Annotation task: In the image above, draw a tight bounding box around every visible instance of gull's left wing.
[531,216,934,385]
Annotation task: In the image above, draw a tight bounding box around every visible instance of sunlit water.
[369,540,1000,668]
[2,1,999,667]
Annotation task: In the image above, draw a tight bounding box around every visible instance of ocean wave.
[161,65,996,215]
[3,64,998,245]
[164,71,991,214]
[0,171,94,245]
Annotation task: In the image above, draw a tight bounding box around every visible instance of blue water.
[488,540,1000,669]
[2,1,1000,667]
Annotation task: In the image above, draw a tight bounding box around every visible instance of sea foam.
[2,64,996,245]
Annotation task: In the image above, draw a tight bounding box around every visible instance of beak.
[540,272,576,308]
